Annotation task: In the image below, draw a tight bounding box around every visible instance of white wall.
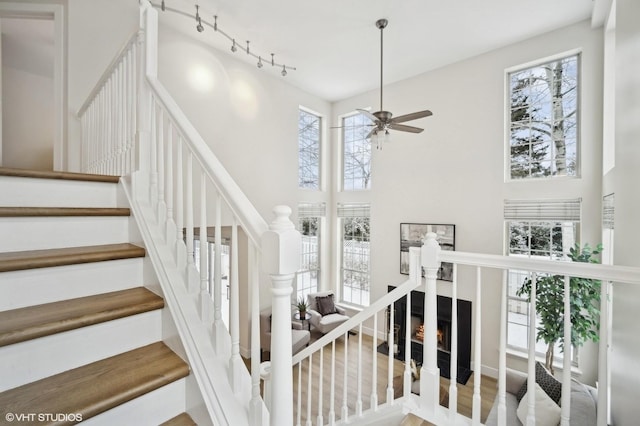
[610,0,640,423]
[332,20,604,384]
[156,24,332,224]
[1,18,54,170]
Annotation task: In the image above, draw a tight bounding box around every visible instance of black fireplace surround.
[387,286,473,384]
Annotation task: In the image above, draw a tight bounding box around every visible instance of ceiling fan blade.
[388,123,424,133]
[357,109,380,123]
[330,124,375,129]
[391,110,433,124]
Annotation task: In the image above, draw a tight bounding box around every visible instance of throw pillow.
[516,362,563,405]
[316,295,337,316]
[516,382,562,426]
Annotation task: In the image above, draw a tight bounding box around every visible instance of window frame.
[505,50,582,181]
[298,106,323,190]
[338,204,371,307]
[505,220,580,365]
[341,111,373,192]
[296,204,324,303]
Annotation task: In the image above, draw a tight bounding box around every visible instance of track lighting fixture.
[195,5,204,32]
[155,2,296,77]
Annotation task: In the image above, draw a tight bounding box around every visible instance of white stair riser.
[81,378,186,426]
[0,258,144,311]
[0,310,162,392]
[0,216,131,252]
[0,177,123,208]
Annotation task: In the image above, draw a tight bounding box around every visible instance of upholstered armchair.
[259,308,310,361]
[306,291,350,335]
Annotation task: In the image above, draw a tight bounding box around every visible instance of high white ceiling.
[159,0,596,102]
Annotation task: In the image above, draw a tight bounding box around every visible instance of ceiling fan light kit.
[360,18,433,150]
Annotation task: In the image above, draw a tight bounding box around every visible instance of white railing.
[77,2,302,425]
[288,233,640,426]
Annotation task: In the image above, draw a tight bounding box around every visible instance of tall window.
[505,199,581,362]
[338,204,371,306]
[296,203,324,302]
[508,54,579,179]
[342,112,373,190]
[298,108,321,189]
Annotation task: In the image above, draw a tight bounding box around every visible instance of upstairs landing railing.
[286,233,640,426]
[77,2,302,425]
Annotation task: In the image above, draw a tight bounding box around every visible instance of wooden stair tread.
[160,413,197,426]
[0,243,145,273]
[0,287,164,347]
[0,207,130,217]
[0,342,189,423]
[0,167,120,183]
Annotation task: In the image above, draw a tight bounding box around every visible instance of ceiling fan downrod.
[376,18,388,113]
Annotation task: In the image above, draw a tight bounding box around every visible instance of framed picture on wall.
[400,223,455,281]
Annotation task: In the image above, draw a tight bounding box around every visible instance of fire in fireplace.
[413,320,451,353]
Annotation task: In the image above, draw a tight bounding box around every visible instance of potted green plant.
[294,297,309,317]
[517,243,602,374]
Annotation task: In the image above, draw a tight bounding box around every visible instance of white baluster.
[387,302,394,404]
[317,347,324,426]
[342,331,349,421]
[174,136,186,269]
[560,275,572,426]
[370,312,378,411]
[213,192,226,352]
[249,244,264,426]
[356,323,363,416]
[420,232,441,415]
[229,217,243,393]
[157,108,166,224]
[261,205,300,426]
[306,354,312,426]
[497,269,508,426]
[165,120,174,242]
[449,264,459,423]
[297,362,303,426]
[404,289,412,398]
[526,273,538,426]
[472,267,482,426]
[597,281,611,426]
[185,152,197,291]
[329,340,336,426]
[199,172,210,322]
[149,99,158,208]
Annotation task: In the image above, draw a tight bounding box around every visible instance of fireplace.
[387,286,472,383]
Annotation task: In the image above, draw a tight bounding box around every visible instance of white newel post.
[261,206,301,426]
[132,2,158,201]
[420,232,441,416]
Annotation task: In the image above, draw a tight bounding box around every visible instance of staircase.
[0,168,197,425]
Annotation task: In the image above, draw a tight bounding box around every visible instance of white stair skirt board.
[0,177,124,208]
[0,258,144,311]
[0,216,131,252]
[80,378,187,426]
[0,310,162,392]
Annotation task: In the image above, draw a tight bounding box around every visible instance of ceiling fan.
[359,18,433,149]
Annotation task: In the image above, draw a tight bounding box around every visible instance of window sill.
[506,347,583,377]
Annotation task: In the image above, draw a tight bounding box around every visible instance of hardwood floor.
[254,330,497,425]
